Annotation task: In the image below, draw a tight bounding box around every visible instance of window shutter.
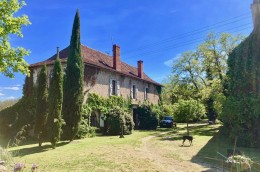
[136,87,138,100]
[144,87,147,100]
[109,79,113,96]
[130,84,133,99]
[117,80,120,96]
[100,114,104,127]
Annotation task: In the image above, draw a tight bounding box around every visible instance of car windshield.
[164,116,173,120]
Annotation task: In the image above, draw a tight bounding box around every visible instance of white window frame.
[144,87,148,100]
[131,84,138,99]
[110,79,120,96]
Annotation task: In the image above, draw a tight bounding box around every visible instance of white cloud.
[0,93,4,96]
[6,96,16,100]
[0,86,20,91]
[1,96,17,100]
[164,54,181,67]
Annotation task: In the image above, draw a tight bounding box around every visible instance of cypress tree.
[23,71,33,98]
[47,57,63,149]
[35,65,48,146]
[62,10,84,141]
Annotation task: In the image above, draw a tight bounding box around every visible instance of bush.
[124,112,134,135]
[0,146,14,169]
[222,95,260,147]
[0,96,36,140]
[77,114,96,138]
[104,106,134,135]
[152,104,174,121]
[136,104,158,130]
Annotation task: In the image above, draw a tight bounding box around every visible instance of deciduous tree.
[0,0,31,78]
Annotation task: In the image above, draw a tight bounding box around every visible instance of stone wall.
[84,65,160,105]
[32,64,160,105]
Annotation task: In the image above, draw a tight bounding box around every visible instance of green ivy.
[223,26,260,147]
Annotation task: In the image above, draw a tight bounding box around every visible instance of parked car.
[159,116,176,128]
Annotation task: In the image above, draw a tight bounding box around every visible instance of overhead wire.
[125,23,252,57]
[122,12,251,55]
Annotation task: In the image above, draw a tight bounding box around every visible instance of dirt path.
[140,132,221,172]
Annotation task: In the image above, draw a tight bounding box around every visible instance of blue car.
[160,116,176,128]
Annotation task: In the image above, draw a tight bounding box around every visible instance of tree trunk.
[187,122,189,136]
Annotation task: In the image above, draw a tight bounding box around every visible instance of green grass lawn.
[2,124,260,172]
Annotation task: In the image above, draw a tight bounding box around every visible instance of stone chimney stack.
[251,0,260,28]
[56,47,60,58]
[113,44,121,71]
[138,60,144,79]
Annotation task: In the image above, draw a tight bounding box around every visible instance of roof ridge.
[81,44,112,58]
[30,44,162,86]
[81,44,143,74]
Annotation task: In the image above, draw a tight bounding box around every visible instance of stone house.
[30,44,162,128]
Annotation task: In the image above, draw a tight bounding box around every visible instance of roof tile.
[30,45,162,86]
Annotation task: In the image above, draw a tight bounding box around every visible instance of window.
[132,85,136,99]
[110,79,120,96]
[131,84,138,99]
[112,80,116,95]
[144,87,148,100]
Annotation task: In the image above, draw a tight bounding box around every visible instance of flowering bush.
[13,163,25,172]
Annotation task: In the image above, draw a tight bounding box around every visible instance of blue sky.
[0,0,253,100]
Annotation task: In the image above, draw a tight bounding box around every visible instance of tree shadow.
[0,136,9,147]
[191,126,260,172]
[154,124,219,143]
[10,141,69,157]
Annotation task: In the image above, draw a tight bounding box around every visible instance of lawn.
[2,123,260,172]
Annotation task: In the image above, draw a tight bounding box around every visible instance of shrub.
[0,96,36,140]
[136,104,158,130]
[104,106,134,135]
[152,104,174,121]
[77,114,96,138]
[123,112,134,135]
[0,146,14,169]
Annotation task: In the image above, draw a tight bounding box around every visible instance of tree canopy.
[162,32,244,122]
[0,0,31,78]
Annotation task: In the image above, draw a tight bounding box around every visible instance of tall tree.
[47,57,63,149]
[0,0,31,78]
[62,10,84,141]
[162,33,244,122]
[35,65,48,146]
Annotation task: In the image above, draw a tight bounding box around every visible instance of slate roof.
[30,45,162,86]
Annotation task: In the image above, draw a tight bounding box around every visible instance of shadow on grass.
[0,135,9,147]
[154,124,220,142]
[191,126,260,172]
[10,141,69,157]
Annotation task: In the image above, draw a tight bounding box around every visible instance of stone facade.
[31,44,162,129]
[84,65,160,104]
[32,64,160,105]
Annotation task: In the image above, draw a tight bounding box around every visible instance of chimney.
[138,60,144,79]
[251,0,260,28]
[113,44,121,71]
[56,47,60,58]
